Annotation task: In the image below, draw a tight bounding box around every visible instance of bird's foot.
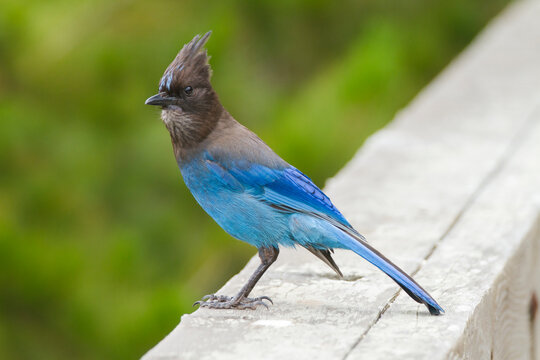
[193,294,273,310]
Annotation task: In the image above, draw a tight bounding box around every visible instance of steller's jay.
[145,32,443,315]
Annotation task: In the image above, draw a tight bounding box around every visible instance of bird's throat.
[162,108,221,152]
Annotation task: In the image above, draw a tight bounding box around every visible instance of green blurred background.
[0,0,509,359]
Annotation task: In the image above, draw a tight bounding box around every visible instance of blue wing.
[204,152,353,231]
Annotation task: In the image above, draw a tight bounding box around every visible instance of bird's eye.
[184,86,193,95]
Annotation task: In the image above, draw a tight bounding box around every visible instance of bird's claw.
[193,294,273,310]
[256,296,273,305]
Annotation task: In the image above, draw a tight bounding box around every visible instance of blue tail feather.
[337,231,444,315]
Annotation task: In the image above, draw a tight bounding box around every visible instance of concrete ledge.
[143,1,540,358]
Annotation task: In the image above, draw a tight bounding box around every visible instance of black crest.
[159,31,212,95]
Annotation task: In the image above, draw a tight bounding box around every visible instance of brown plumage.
[151,31,223,151]
[159,32,213,96]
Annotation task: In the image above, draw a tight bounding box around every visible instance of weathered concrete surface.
[143,0,540,359]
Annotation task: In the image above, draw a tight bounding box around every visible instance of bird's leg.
[194,246,279,310]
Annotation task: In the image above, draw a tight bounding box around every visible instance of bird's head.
[146,31,223,147]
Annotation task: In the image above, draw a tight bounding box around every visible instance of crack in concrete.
[342,106,540,360]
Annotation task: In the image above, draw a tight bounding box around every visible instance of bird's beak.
[145,93,175,106]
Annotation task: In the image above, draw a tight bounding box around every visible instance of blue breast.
[179,157,293,248]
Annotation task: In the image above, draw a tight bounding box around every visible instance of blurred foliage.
[0,0,509,359]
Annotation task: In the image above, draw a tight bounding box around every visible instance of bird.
[145,31,444,315]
